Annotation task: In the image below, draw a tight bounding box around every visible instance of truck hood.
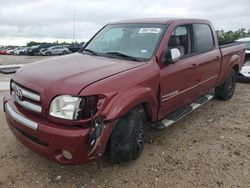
[13,53,145,96]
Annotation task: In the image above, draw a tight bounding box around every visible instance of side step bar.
[152,94,214,130]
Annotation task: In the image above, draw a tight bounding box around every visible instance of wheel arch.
[103,87,159,122]
[220,54,241,85]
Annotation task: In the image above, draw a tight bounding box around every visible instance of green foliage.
[216,28,250,45]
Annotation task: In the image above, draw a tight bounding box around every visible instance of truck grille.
[11,82,42,113]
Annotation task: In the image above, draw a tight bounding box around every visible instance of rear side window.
[193,24,214,53]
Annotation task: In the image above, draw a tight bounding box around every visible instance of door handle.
[189,63,198,68]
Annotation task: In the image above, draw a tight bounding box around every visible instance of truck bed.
[219,42,245,49]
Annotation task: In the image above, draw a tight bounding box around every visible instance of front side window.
[168,25,192,57]
[193,24,214,53]
[84,24,166,60]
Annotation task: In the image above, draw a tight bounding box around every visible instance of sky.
[0,0,250,46]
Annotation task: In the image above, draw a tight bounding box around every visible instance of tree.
[216,28,250,45]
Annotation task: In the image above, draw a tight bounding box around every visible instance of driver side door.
[158,24,201,119]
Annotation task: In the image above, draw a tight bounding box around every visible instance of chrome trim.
[11,82,40,102]
[14,96,42,113]
[154,94,214,129]
[161,75,218,102]
[5,103,38,130]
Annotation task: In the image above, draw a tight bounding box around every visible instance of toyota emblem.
[16,89,23,101]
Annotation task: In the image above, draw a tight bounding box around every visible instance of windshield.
[83,24,166,61]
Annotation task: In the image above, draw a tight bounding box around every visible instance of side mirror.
[162,48,181,65]
[170,48,181,62]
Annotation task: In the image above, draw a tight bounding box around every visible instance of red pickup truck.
[3,18,245,165]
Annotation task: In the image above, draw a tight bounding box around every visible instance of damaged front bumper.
[3,94,114,165]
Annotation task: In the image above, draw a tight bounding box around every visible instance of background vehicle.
[13,47,25,55]
[67,43,84,52]
[236,37,250,55]
[0,46,15,55]
[235,37,250,82]
[236,59,250,82]
[41,46,71,55]
[6,48,17,55]
[18,47,30,55]
[28,43,53,56]
[3,18,245,165]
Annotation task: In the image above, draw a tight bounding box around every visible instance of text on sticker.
[139,28,161,34]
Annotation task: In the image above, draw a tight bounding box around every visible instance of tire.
[46,52,51,56]
[110,105,145,164]
[215,69,236,100]
[62,51,67,55]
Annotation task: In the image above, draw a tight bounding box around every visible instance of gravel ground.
[0,55,249,188]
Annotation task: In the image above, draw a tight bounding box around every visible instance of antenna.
[73,6,76,46]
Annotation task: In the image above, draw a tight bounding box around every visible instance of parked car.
[235,38,250,82]
[236,59,250,82]
[41,46,71,56]
[6,48,17,55]
[4,18,245,165]
[236,37,250,55]
[0,46,15,55]
[18,47,30,55]
[13,47,25,55]
[68,43,84,52]
[39,48,48,55]
[27,43,53,56]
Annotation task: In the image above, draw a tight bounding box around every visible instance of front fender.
[102,86,158,121]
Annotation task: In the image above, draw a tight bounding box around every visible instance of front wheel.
[109,105,145,164]
[215,69,236,100]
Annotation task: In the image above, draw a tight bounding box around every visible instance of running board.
[152,94,214,130]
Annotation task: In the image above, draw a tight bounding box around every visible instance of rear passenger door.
[158,23,221,119]
[191,24,221,95]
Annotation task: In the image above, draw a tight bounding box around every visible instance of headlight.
[49,95,104,120]
[49,95,83,120]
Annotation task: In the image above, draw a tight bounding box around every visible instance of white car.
[236,60,250,82]
[236,37,250,55]
[6,48,16,55]
[235,37,250,82]
[41,46,71,56]
[13,47,25,55]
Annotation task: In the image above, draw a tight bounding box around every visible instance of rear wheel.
[110,105,145,164]
[215,69,236,100]
[46,52,51,56]
[62,51,67,55]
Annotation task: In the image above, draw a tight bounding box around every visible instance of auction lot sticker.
[139,28,161,34]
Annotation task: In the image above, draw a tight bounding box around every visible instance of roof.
[236,37,250,42]
[109,17,210,25]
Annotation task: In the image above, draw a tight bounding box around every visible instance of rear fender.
[103,87,158,121]
[220,54,240,84]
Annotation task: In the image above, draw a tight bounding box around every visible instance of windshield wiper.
[106,51,142,62]
[81,49,98,56]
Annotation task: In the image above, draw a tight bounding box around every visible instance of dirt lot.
[0,55,249,188]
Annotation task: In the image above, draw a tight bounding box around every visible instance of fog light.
[62,150,73,160]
